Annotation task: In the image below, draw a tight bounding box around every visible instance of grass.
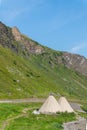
[0,103,76,130]
[76,103,87,119]
[82,105,87,113]
[77,112,87,119]
[0,103,28,126]
[0,44,87,100]
[0,23,87,101]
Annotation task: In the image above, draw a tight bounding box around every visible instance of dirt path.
[63,118,87,130]
[0,114,26,130]
[0,98,45,103]
[0,98,84,112]
[0,107,35,130]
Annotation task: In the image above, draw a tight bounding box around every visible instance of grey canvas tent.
[39,95,61,114]
[58,97,74,113]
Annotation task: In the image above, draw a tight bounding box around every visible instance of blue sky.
[0,0,87,58]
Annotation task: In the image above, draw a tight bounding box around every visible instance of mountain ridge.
[11,24,87,76]
[9,22,87,76]
[0,21,87,100]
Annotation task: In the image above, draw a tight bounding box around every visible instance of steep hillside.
[0,22,87,100]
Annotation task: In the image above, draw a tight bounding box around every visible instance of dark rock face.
[0,22,18,53]
[0,22,44,55]
[63,52,87,76]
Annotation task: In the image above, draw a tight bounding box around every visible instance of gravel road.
[63,118,87,130]
[0,98,45,103]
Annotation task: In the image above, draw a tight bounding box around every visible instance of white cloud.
[70,43,87,53]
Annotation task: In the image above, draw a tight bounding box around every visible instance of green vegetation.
[0,44,87,100]
[78,112,87,119]
[0,103,76,130]
[0,103,26,127]
[81,104,87,113]
[77,103,87,119]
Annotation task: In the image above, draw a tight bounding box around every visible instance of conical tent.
[58,97,74,113]
[39,95,61,114]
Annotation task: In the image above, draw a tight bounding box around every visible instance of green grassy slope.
[0,44,87,100]
[0,103,76,130]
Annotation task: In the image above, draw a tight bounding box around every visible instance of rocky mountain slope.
[0,21,87,99]
[0,21,87,76]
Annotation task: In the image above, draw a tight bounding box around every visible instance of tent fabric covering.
[39,95,61,114]
[39,95,74,114]
[58,97,74,113]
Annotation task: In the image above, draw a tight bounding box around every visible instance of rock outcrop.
[12,26,44,54]
[63,52,87,76]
